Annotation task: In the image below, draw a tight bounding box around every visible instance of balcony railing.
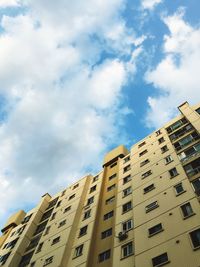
[170,125,193,141]
[186,166,200,177]
[175,136,200,151]
[181,150,200,163]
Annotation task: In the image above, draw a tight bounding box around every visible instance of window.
[71,183,78,191]
[123,186,132,197]
[169,167,178,178]
[109,173,116,180]
[52,236,60,245]
[122,201,132,213]
[139,149,148,157]
[43,256,53,266]
[4,238,19,249]
[124,156,130,163]
[140,159,150,167]
[61,190,66,196]
[124,165,131,173]
[110,162,117,168]
[174,183,185,195]
[166,118,187,133]
[90,185,96,193]
[158,137,165,144]
[98,250,111,262]
[121,242,133,258]
[64,206,71,213]
[189,228,200,249]
[141,170,152,179]
[44,226,50,235]
[196,108,200,115]
[30,262,35,267]
[145,201,159,213]
[101,228,112,239]
[22,214,33,224]
[152,253,169,267]
[34,221,48,235]
[156,130,161,136]
[180,202,194,218]
[122,219,133,232]
[51,212,56,221]
[123,175,131,184]
[148,223,163,236]
[107,184,116,192]
[191,178,200,196]
[56,200,61,207]
[83,209,91,220]
[165,155,173,164]
[104,210,114,220]
[106,196,115,205]
[74,244,83,258]
[69,194,75,200]
[93,175,98,182]
[40,209,53,222]
[144,184,155,194]
[47,197,58,209]
[58,219,66,228]
[87,196,94,205]
[161,145,168,153]
[36,242,44,252]
[79,226,88,237]
[17,225,26,235]
[138,141,146,148]
[0,252,11,265]
[18,251,34,267]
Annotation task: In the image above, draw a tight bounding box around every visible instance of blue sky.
[0,0,199,228]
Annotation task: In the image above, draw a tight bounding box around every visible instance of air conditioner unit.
[118,231,128,241]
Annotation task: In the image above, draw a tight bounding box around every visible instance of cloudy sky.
[0,0,199,227]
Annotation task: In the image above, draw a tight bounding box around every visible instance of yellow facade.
[0,101,200,267]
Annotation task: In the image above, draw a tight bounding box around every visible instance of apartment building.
[0,101,200,267]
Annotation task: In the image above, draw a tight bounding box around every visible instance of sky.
[0,0,199,228]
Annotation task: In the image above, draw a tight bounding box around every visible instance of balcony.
[169,124,193,142]
[166,118,188,134]
[174,133,200,152]
[179,143,200,164]
[184,158,200,178]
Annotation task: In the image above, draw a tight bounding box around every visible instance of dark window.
[145,201,159,213]
[64,206,71,213]
[123,175,131,184]
[58,220,66,228]
[83,209,91,220]
[93,175,98,182]
[69,194,75,200]
[34,221,48,236]
[21,214,33,224]
[156,130,161,136]
[47,197,58,210]
[123,186,132,197]
[152,253,169,267]
[110,162,117,168]
[52,237,60,245]
[90,185,96,193]
[5,238,19,249]
[174,183,185,195]
[74,244,83,258]
[158,137,165,144]
[18,251,34,267]
[138,141,146,148]
[40,209,53,222]
[148,223,163,236]
[142,170,152,179]
[165,155,173,164]
[189,228,200,249]
[122,219,133,232]
[144,184,155,194]
[191,178,200,196]
[180,202,194,218]
[122,201,132,213]
[43,226,50,235]
[124,156,130,163]
[0,252,11,265]
[107,184,116,192]
[36,242,44,253]
[99,250,111,262]
[79,226,88,237]
[73,183,79,189]
[56,200,61,207]
[104,211,114,220]
[30,262,35,267]
[124,165,131,172]
[105,196,115,205]
[161,145,168,153]
[101,228,112,239]
[51,212,56,221]
[26,235,42,251]
[109,173,117,180]
[169,167,178,178]
[140,159,150,167]
[87,196,94,205]
[121,242,133,258]
[43,256,53,266]
[139,149,148,157]
[196,108,200,115]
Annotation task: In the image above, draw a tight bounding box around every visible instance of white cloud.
[145,9,200,128]
[0,0,19,7]
[141,0,163,10]
[0,0,144,226]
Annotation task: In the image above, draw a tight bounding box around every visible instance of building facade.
[0,101,200,267]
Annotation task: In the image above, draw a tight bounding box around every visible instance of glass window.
[122,201,132,213]
[122,219,133,232]
[145,201,159,213]
[152,253,169,267]
[101,228,112,239]
[169,167,178,178]
[121,242,133,258]
[148,223,163,236]
[79,226,88,237]
[144,184,155,194]
[174,183,185,195]
[180,202,194,218]
[165,155,173,164]
[123,175,131,184]
[104,211,114,220]
[189,228,200,249]
[123,186,132,197]
[99,250,111,262]
[74,244,83,258]
[83,209,91,220]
